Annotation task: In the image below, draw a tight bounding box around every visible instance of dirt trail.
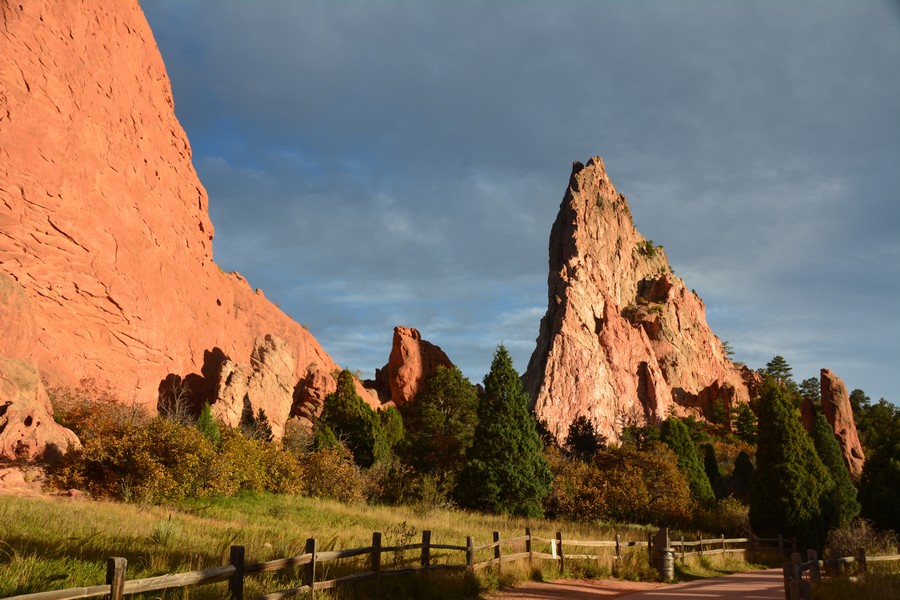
[489,569,785,600]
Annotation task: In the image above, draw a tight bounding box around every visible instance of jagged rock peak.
[524,156,748,443]
[820,368,865,481]
[368,326,454,406]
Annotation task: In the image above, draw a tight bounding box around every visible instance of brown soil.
[487,578,665,600]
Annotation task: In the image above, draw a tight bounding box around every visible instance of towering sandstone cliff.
[523,157,750,443]
[0,0,375,450]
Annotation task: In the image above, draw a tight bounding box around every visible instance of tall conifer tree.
[810,411,860,529]
[456,345,551,517]
[660,417,715,505]
[750,380,832,547]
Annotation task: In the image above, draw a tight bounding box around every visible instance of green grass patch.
[0,493,663,598]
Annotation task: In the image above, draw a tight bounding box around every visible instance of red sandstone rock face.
[820,368,865,481]
[0,0,377,425]
[0,274,78,459]
[0,357,80,460]
[523,157,749,443]
[370,327,454,406]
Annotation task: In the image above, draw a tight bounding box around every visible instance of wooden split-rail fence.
[2,529,788,600]
[782,546,900,600]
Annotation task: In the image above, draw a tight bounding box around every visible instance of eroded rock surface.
[213,335,297,438]
[523,157,749,443]
[820,368,865,481]
[0,0,376,420]
[369,326,454,406]
[0,357,79,460]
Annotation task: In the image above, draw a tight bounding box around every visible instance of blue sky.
[142,1,899,403]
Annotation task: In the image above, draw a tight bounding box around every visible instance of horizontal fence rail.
[3,529,786,600]
[783,547,900,600]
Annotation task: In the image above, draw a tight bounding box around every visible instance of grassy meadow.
[1,491,674,599]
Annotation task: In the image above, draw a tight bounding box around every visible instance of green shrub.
[196,402,221,445]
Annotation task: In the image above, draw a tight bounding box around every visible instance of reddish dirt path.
[489,569,785,600]
[487,578,665,600]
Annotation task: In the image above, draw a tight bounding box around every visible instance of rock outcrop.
[523,157,749,443]
[0,0,377,424]
[820,368,865,481]
[0,357,80,461]
[0,274,78,460]
[212,335,297,438]
[369,327,454,406]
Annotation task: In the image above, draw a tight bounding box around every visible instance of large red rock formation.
[820,368,865,481]
[0,274,78,460]
[0,0,376,424]
[523,157,749,443]
[370,326,454,406]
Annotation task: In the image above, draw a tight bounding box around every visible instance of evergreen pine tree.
[799,378,821,405]
[565,415,601,461]
[858,399,900,530]
[750,380,833,547]
[734,402,758,444]
[660,417,715,505]
[455,345,551,517]
[319,368,387,468]
[810,411,860,529]
[400,365,478,484]
[196,402,221,445]
[730,451,754,500]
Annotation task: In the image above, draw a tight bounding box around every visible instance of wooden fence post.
[748,532,755,562]
[807,549,820,583]
[556,531,565,575]
[466,536,475,570]
[721,534,726,554]
[525,527,532,562]
[680,534,685,561]
[698,533,703,558]
[493,531,501,573]
[106,557,127,600]
[778,534,784,557]
[303,538,317,600]
[858,547,867,574]
[647,532,652,563]
[421,530,431,572]
[229,546,245,600]
[790,553,802,600]
[614,533,621,576]
[372,532,382,597]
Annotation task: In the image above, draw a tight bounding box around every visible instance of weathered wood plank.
[2,584,112,600]
[561,540,617,548]
[121,564,235,594]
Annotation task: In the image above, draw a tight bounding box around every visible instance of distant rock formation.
[820,368,865,481]
[368,327,454,406]
[523,157,749,443]
[0,0,377,428]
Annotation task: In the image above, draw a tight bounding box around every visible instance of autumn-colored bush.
[50,417,218,503]
[545,443,694,526]
[49,379,149,438]
[300,446,366,503]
